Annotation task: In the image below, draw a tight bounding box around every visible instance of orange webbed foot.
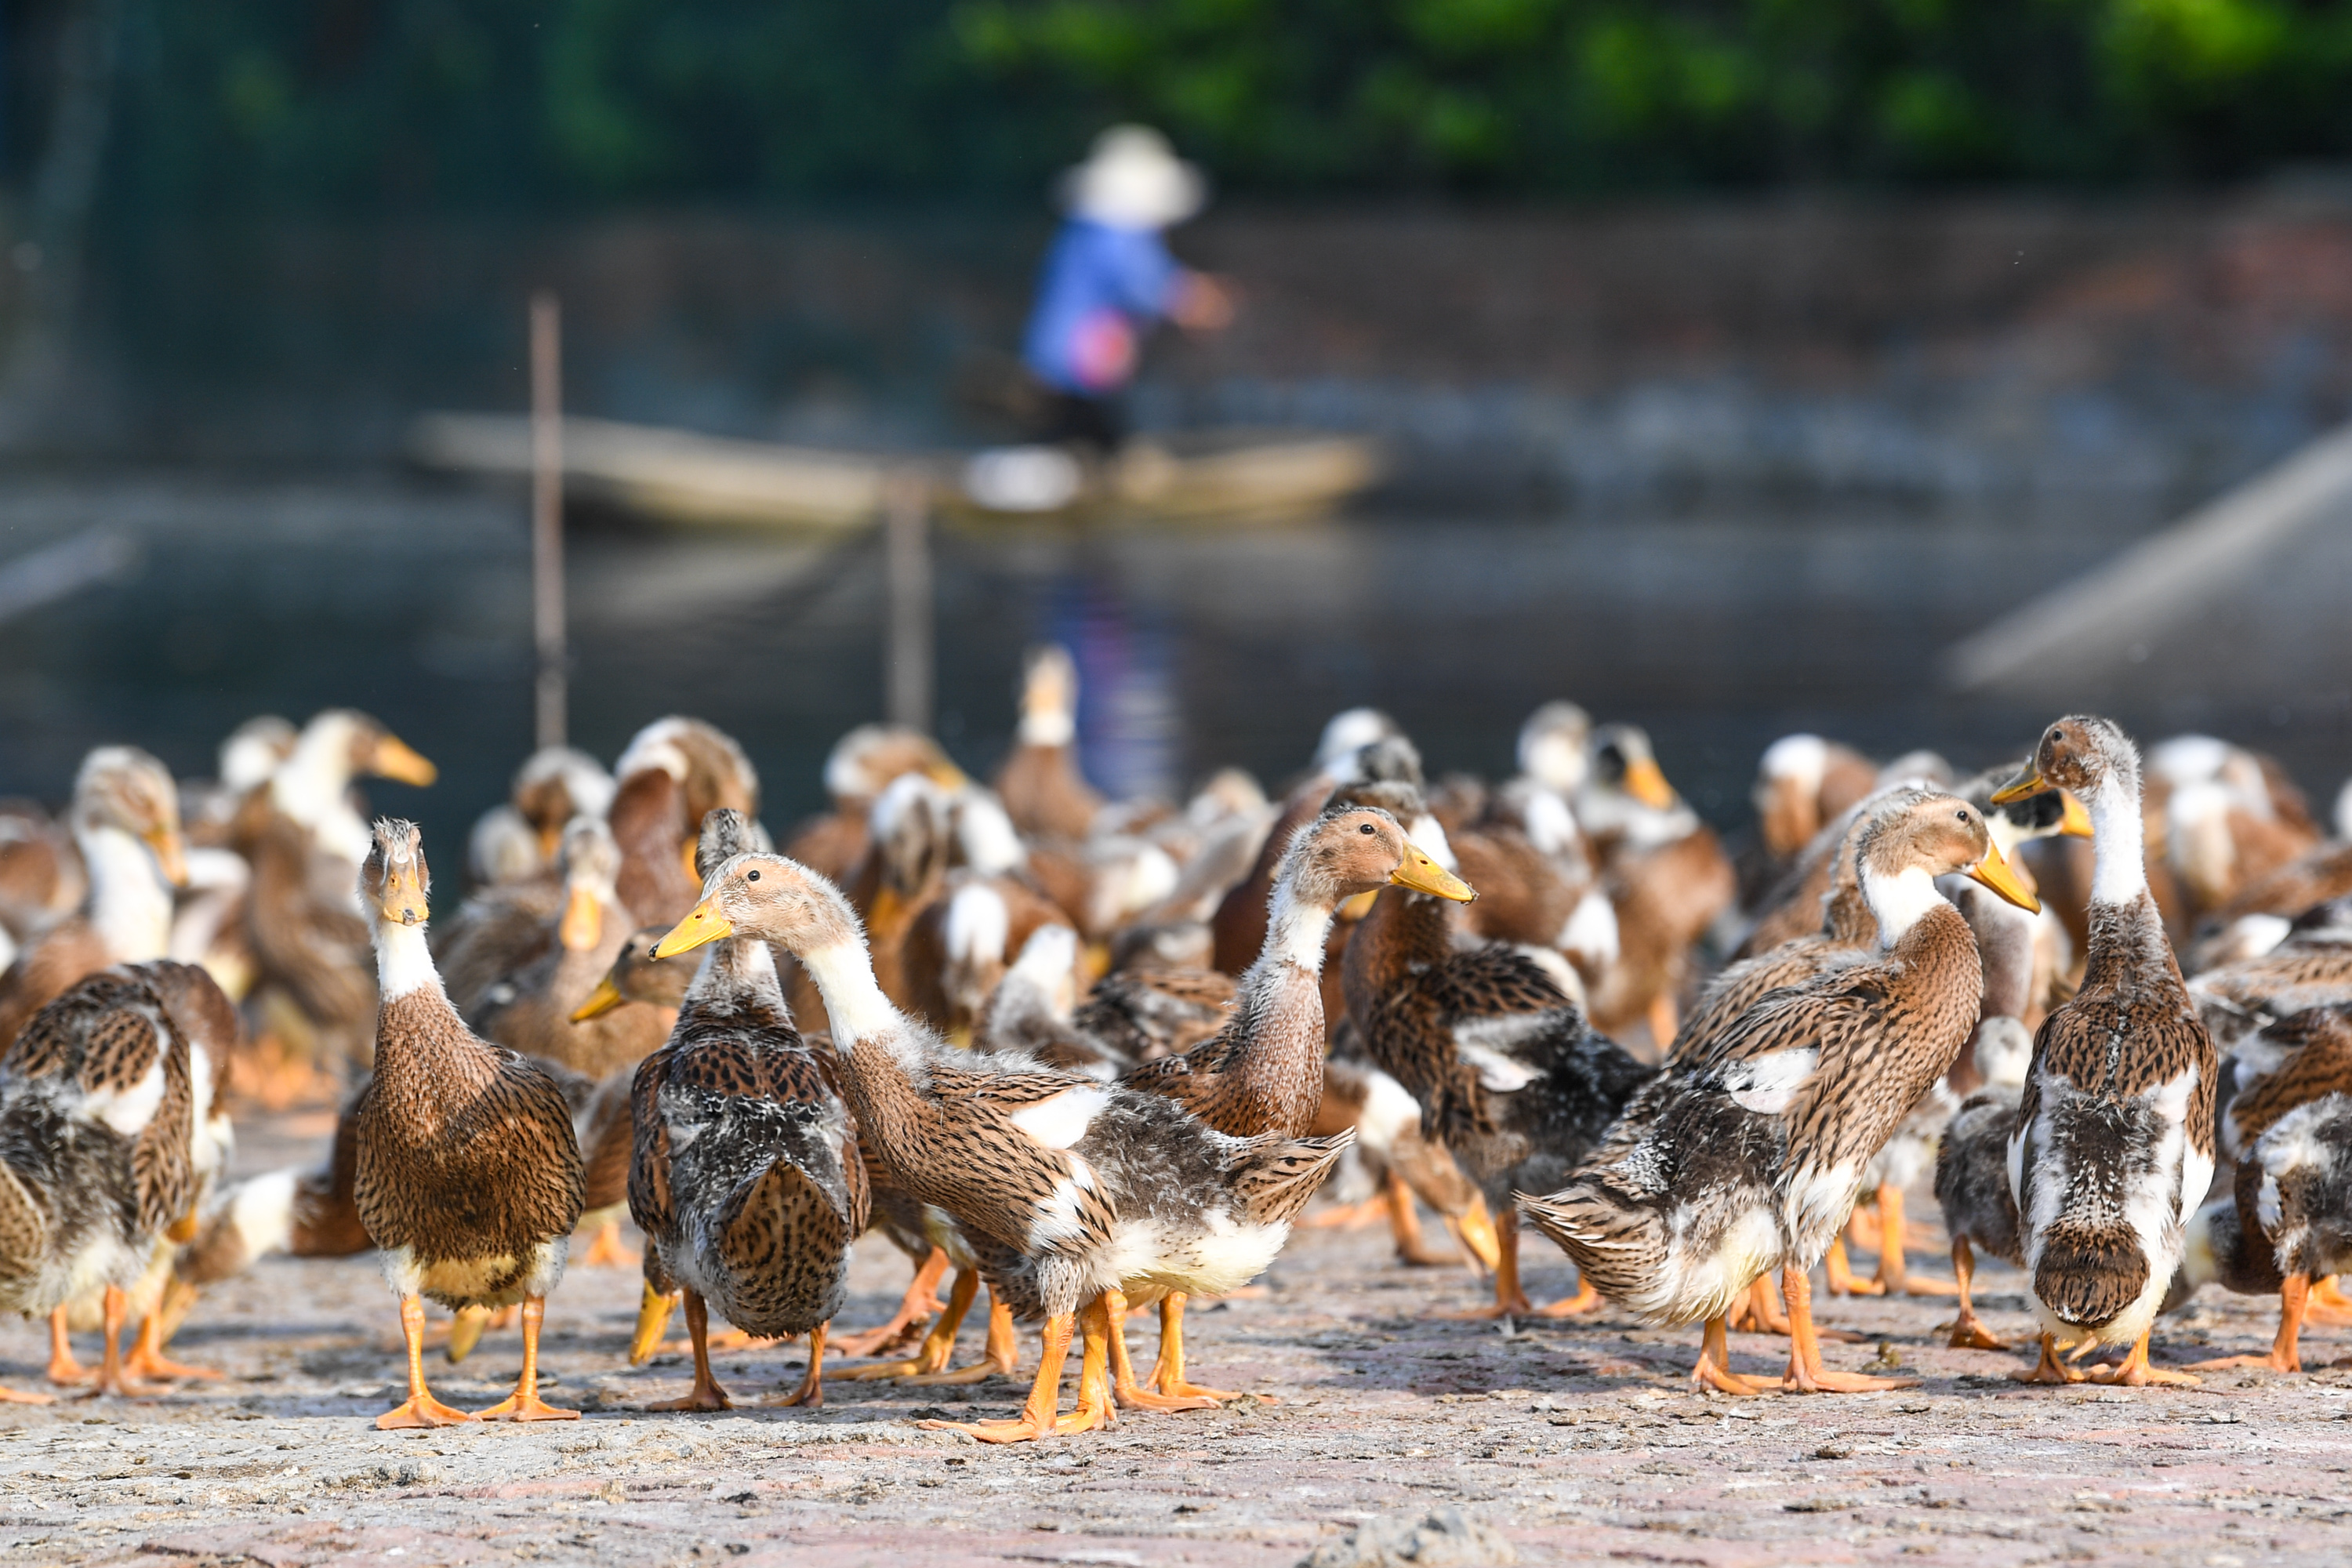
[1530,1281,1604,1318]
[646,1385,733,1412]
[474,1388,582,1421]
[0,1384,56,1406]
[376,1392,477,1429]
[919,1415,1054,1444]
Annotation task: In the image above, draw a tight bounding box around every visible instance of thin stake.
[884,470,933,733]
[529,292,566,749]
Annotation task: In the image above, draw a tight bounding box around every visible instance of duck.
[902,863,1075,1043]
[1113,800,1470,1404]
[350,819,585,1428]
[1933,1017,2038,1348]
[608,717,760,927]
[1751,734,1882,868]
[2148,735,2320,928]
[648,849,1353,1443]
[627,808,867,1411]
[0,797,82,960]
[1574,724,1737,1049]
[975,924,1128,1076]
[1519,790,2038,1395]
[0,961,228,1400]
[466,746,616,889]
[2174,1091,2352,1374]
[1339,781,1652,1320]
[0,747,189,1049]
[994,644,1103,843]
[782,723,967,885]
[260,710,439,877]
[2187,895,2352,1058]
[1996,716,2218,1387]
[474,818,666,1081]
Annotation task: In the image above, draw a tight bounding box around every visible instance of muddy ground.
[2,1112,2349,1567]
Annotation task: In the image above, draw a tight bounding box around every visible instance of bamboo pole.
[530,293,567,748]
[884,470,934,733]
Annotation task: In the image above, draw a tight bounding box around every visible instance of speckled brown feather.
[995,742,1103,844]
[0,920,114,1051]
[2221,1006,2352,1156]
[354,990,585,1303]
[1073,967,1236,1064]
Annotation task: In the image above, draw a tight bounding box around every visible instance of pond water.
[0,473,2343,887]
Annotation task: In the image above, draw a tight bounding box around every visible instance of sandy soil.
[2,1113,2349,1567]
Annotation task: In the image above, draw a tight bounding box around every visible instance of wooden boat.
[407,413,1381,530]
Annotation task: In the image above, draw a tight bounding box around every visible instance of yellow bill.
[569,975,626,1023]
[144,826,189,887]
[1989,764,2045,806]
[1966,840,2041,913]
[1624,757,1675,811]
[2059,789,2095,839]
[165,1209,201,1245]
[1390,842,1476,902]
[370,735,438,788]
[559,884,604,952]
[379,861,429,927]
[651,898,731,960]
[630,1282,680,1366]
[922,759,971,791]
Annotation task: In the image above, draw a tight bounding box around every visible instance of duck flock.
[0,655,2347,1442]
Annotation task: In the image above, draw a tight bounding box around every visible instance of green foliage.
[74,0,2352,212]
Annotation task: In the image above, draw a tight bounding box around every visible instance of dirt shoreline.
[2,1115,2348,1566]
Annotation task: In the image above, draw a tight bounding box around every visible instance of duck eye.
[746,869,760,882]
[1359,822,1376,835]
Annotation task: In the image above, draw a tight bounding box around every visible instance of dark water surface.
[0,474,2344,887]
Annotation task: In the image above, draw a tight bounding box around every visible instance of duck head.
[74,745,189,887]
[1855,792,2039,944]
[1993,716,2140,809]
[361,818,431,927]
[555,815,622,952]
[866,771,956,908]
[513,746,616,860]
[1018,644,1081,748]
[652,853,862,960]
[1310,707,1402,778]
[1589,723,1677,812]
[570,924,696,1021]
[1978,767,2094,855]
[821,722,966,808]
[1280,804,1473,909]
[216,715,296,797]
[1517,702,1592,798]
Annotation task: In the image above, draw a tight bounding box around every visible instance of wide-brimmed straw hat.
[1057,125,1206,229]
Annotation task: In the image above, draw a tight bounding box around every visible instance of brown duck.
[651,851,1352,1443]
[627,809,867,1412]
[1996,717,2217,1388]
[1520,791,2038,1396]
[351,820,584,1428]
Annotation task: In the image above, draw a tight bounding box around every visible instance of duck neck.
[1861,864,1948,950]
[2085,774,2149,908]
[800,938,920,1068]
[1210,880,1341,1137]
[687,936,790,1018]
[372,918,445,1005]
[270,730,350,831]
[79,824,172,962]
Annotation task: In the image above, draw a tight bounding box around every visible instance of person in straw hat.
[1020,125,1233,452]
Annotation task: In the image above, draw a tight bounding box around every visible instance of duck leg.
[578,1217,639,1269]
[1781,1265,1917,1393]
[768,1321,828,1408]
[2086,1327,2201,1388]
[1054,1298,1116,1436]
[2307,1276,2352,1326]
[46,1306,90,1386]
[1149,1294,1244,1403]
[1945,1238,2006,1350]
[1436,1208,1537,1318]
[1871,1186,1955,1295]
[1646,993,1679,1054]
[1444,1193,1503,1273]
[122,1307,222,1384]
[150,1276,201,1347]
[83,1286,167,1399]
[631,1283,683,1364]
[2014,1332,2085,1385]
[837,1266,978,1381]
[1690,1314,1773,1396]
[646,1290,731,1411]
[904,1287,1021,1385]
[1730,1272,1791,1335]
[1823,1235,1883,1297]
[376,1294,477,1428]
[474,1295,581,1421]
[920,1311,1073,1444]
[1103,1290,1216,1412]
[830,1247,952,1357]
[2191,1274,2307,1374]
[1386,1173,1465,1267]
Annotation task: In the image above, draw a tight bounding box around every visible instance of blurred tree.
[0,0,2344,217]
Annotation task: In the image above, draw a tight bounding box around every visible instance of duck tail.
[1515,1178,1668,1307]
[2031,1220,2151,1329]
[1229,1129,1354,1229]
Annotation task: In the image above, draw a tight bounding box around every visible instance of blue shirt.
[1022,219,1186,395]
